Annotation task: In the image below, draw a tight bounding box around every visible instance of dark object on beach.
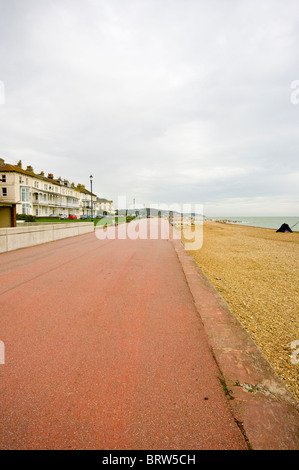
[276,223,292,233]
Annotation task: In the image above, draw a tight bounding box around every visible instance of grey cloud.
[0,0,298,214]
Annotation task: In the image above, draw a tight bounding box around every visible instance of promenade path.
[0,219,246,449]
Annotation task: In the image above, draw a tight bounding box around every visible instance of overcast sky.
[0,0,298,215]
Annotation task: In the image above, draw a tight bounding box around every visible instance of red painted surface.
[173,239,299,450]
[0,220,246,450]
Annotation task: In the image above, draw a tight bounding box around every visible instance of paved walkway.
[0,220,246,449]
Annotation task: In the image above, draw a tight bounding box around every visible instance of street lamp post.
[90,175,93,221]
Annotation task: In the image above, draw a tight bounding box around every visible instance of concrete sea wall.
[0,222,94,253]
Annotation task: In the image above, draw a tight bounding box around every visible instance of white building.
[96,198,114,215]
[0,159,113,224]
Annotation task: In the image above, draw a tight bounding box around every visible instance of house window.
[26,178,29,185]
[2,187,7,197]
[19,176,22,184]
[34,181,39,189]
[1,175,6,182]
[22,204,31,215]
[21,186,30,202]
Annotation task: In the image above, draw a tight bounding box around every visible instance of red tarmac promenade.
[0,219,248,449]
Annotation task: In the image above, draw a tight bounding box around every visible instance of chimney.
[48,173,54,179]
[26,165,34,173]
[40,171,45,176]
[0,158,4,166]
[17,160,22,168]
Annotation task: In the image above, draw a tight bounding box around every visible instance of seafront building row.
[0,158,113,227]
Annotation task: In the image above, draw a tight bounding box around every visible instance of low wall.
[0,222,94,253]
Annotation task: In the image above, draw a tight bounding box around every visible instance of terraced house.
[0,159,113,227]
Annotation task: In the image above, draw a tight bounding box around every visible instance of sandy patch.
[185,222,299,401]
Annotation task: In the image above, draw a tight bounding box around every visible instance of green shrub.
[16,214,36,222]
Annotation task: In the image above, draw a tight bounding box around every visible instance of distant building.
[0,159,113,225]
[96,198,114,215]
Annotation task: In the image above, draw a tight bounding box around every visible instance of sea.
[210,216,299,232]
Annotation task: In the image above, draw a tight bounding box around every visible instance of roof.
[0,163,39,178]
[97,198,113,203]
[0,162,97,197]
[78,187,95,196]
